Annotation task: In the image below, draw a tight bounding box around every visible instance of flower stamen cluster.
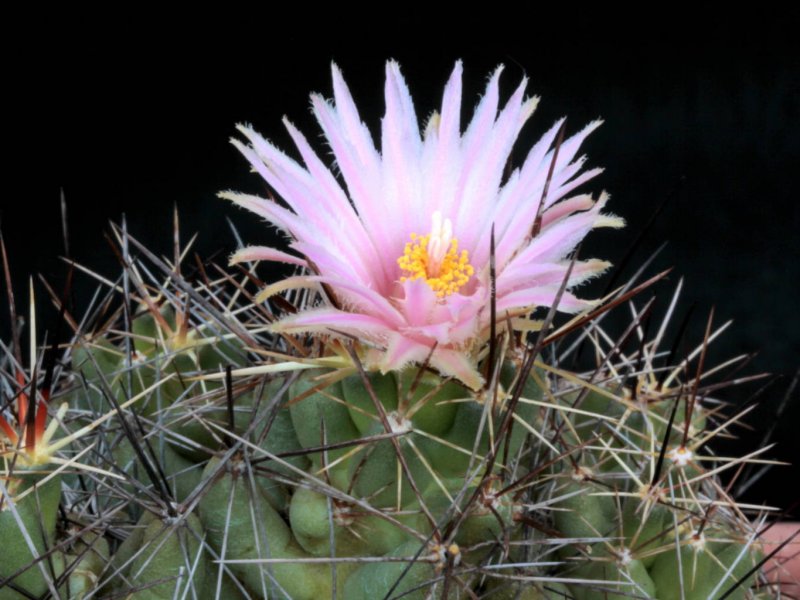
[397,212,474,298]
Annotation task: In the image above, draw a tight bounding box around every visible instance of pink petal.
[229,246,308,267]
[272,309,393,339]
[311,94,387,245]
[539,195,595,228]
[381,61,423,244]
[330,64,381,170]
[421,62,464,225]
[295,239,379,290]
[460,66,503,169]
[455,76,533,242]
[430,349,484,391]
[234,126,350,244]
[504,195,610,268]
[436,61,463,150]
[498,259,611,294]
[495,287,594,315]
[220,191,300,236]
[489,121,603,265]
[396,279,439,327]
[282,118,389,289]
[380,334,431,372]
[300,275,406,327]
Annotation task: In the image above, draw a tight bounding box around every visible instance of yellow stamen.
[397,212,474,298]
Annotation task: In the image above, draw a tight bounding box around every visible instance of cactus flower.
[0,371,54,467]
[224,61,622,390]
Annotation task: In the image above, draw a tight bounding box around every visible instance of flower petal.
[497,259,610,294]
[380,334,431,372]
[430,349,484,391]
[495,287,595,315]
[271,308,394,339]
[230,246,308,267]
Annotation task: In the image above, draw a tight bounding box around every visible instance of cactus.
[0,220,787,599]
[1,62,794,599]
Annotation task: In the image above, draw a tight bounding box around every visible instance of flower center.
[397,212,474,298]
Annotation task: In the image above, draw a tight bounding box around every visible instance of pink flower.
[223,61,623,390]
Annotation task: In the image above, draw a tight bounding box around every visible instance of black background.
[3,12,798,510]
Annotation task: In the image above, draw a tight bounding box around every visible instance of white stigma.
[425,211,453,277]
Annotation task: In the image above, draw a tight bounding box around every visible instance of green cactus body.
[646,391,708,447]
[397,371,463,436]
[289,374,361,486]
[198,455,303,596]
[160,409,228,463]
[269,538,354,600]
[341,371,400,435]
[454,501,514,550]
[113,437,203,505]
[552,477,615,556]
[161,384,293,465]
[158,444,204,505]
[71,324,201,419]
[111,510,157,580]
[430,399,493,477]
[339,370,469,507]
[425,362,542,478]
[252,393,310,510]
[422,477,514,550]
[621,496,669,567]
[0,472,62,600]
[200,569,249,600]
[649,539,759,600]
[289,486,359,556]
[341,540,436,600]
[354,511,424,557]
[119,350,196,417]
[199,456,291,549]
[62,533,110,599]
[348,426,432,507]
[125,512,208,599]
[69,338,124,412]
[484,579,570,599]
[341,370,463,438]
[129,305,165,356]
[288,475,425,559]
[569,389,622,431]
[254,393,310,477]
[195,330,248,373]
[569,556,656,600]
[129,307,219,415]
[198,458,354,599]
